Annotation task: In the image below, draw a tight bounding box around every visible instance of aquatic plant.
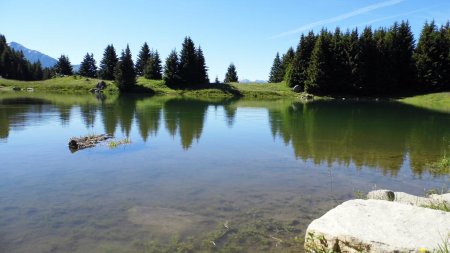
[428,156,450,175]
[422,202,450,212]
[108,138,131,149]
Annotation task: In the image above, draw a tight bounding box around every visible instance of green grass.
[422,202,450,212]
[427,156,450,175]
[0,76,118,94]
[399,92,450,113]
[135,77,303,99]
[0,76,320,99]
[108,138,131,149]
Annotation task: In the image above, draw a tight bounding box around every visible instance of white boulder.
[305,199,450,253]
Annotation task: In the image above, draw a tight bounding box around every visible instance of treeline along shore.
[1,20,450,97]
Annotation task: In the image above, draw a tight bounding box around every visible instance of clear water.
[0,92,449,253]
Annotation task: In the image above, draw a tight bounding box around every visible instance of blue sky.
[0,0,449,81]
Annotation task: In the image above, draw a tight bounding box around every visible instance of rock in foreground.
[305,199,450,253]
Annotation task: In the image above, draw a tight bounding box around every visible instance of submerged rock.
[305,199,450,253]
[128,206,206,235]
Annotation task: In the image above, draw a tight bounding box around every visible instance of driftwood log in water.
[68,134,113,151]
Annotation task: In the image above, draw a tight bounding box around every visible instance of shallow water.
[0,92,449,253]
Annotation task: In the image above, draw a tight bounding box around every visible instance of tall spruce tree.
[0,46,13,78]
[269,52,283,83]
[163,49,180,85]
[330,27,351,93]
[414,21,450,91]
[344,28,360,92]
[224,63,238,83]
[179,37,198,86]
[55,55,73,75]
[32,61,43,80]
[440,22,450,90]
[135,42,151,76]
[373,28,392,94]
[387,21,416,93]
[99,44,118,80]
[358,27,377,94]
[144,50,162,80]
[286,31,317,88]
[114,45,136,90]
[195,46,209,84]
[79,53,97,77]
[305,29,334,94]
[281,47,295,80]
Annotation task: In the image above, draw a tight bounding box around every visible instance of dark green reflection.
[268,101,450,175]
[1,92,449,176]
[163,98,209,150]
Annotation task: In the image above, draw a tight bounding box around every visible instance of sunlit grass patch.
[108,138,131,149]
[422,202,450,212]
[428,156,450,175]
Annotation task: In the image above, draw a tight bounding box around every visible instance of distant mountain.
[72,65,80,73]
[240,79,268,83]
[8,42,57,68]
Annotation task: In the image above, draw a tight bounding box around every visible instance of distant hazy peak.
[7,41,58,68]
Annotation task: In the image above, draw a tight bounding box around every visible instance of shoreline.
[1,77,449,110]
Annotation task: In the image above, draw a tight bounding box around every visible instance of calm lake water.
[0,92,449,253]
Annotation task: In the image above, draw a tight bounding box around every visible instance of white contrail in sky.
[271,0,406,39]
[357,6,432,27]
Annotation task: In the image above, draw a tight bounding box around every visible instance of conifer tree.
[373,28,391,94]
[163,49,180,85]
[269,52,283,83]
[0,35,6,55]
[0,47,13,78]
[286,31,317,88]
[32,61,43,80]
[55,55,73,75]
[43,67,54,80]
[224,63,238,83]
[358,27,377,93]
[305,29,334,94]
[135,42,151,76]
[79,53,97,77]
[387,21,416,93]
[144,50,162,80]
[330,27,351,93]
[281,47,295,80]
[414,21,450,91]
[99,44,118,80]
[179,37,198,85]
[440,22,450,89]
[114,45,136,90]
[345,29,360,92]
[195,46,209,84]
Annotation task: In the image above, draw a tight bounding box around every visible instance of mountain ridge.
[8,41,58,68]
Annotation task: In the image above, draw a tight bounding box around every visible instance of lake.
[0,92,449,253]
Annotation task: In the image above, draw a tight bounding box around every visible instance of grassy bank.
[399,92,450,113]
[0,76,301,99]
[0,76,118,94]
[135,78,299,98]
[3,77,449,105]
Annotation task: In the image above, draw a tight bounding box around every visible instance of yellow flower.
[418,247,428,253]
